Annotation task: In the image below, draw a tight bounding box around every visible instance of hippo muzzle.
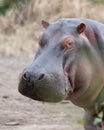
[18,63,71,102]
[18,45,72,102]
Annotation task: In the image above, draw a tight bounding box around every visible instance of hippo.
[18,18,104,130]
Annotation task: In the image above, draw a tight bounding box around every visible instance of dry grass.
[0,0,104,57]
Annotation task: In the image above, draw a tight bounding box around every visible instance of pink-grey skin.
[18,18,104,130]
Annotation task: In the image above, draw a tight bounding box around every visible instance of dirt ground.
[0,54,84,130]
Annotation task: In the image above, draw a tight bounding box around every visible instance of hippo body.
[18,18,104,130]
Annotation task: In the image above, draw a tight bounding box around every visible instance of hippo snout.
[18,68,70,102]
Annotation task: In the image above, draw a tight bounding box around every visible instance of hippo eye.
[62,37,75,53]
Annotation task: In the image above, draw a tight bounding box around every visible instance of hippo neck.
[69,75,104,115]
[84,83,104,115]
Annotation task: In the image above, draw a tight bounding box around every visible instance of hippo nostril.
[38,74,45,80]
[23,72,30,82]
[23,73,27,80]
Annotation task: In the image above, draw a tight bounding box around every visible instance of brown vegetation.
[0,0,104,57]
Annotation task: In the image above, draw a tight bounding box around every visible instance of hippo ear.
[77,23,86,34]
[41,20,50,28]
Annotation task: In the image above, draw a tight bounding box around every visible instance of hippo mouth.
[64,63,77,94]
[68,76,74,91]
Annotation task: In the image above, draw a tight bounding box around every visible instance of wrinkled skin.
[18,18,104,130]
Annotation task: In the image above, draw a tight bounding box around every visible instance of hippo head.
[18,19,98,103]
